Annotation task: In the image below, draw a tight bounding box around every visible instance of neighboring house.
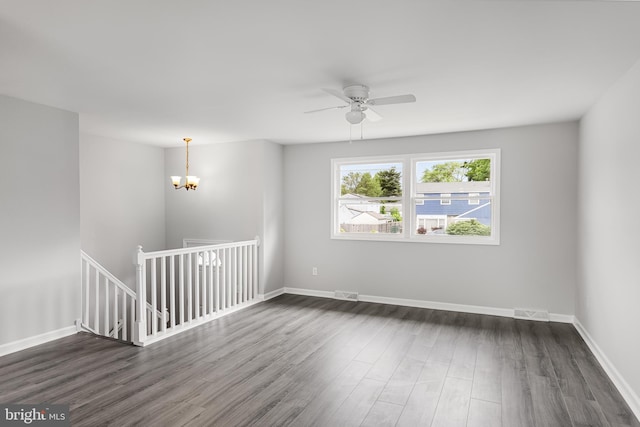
[339,194,400,233]
[415,181,491,233]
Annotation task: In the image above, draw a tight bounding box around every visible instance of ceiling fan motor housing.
[343,85,370,103]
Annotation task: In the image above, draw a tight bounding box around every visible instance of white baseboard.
[279,287,573,323]
[549,313,575,323]
[262,288,286,300]
[0,325,77,358]
[574,319,640,421]
[284,287,333,299]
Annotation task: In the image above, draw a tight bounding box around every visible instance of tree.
[375,167,402,197]
[341,171,382,196]
[355,172,382,197]
[421,162,464,182]
[390,207,402,222]
[341,172,362,195]
[464,159,490,181]
[446,219,491,236]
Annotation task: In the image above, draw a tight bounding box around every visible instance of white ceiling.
[2,1,640,147]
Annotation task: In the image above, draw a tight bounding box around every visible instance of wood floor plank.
[360,400,404,427]
[364,331,415,383]
[564,395,611,427]
[472,342,502,403]
[290,360,372,426]
[528,374,573,427]
[500,319,536,427]
[396,360,449,427]
[430,376,473,427]
[322,377,386,427]
[448,313,479,380]
[426,311,460,365]
[377,356,424,405]
[467,398,502,427]
[0,295,636,427]
[574,351,640,427]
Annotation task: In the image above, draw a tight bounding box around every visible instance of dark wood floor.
[0,294,638,427]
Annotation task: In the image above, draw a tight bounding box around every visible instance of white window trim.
[331,149,500,245]
[440,193,452,205]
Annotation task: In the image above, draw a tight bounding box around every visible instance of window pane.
[416,158,491,183]
[415,197,492,236]
[415,157,493,237]
[339,199,403,234]
[340,162,402,197]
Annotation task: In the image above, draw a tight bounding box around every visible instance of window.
[333,160,404,237]
[332,149,500,245]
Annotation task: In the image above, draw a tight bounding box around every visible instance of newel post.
[134,245,147,346]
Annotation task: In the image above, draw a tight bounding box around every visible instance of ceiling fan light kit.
[305,84,416,126]
[346,109,366,124]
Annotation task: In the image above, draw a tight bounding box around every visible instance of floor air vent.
[514,308,550,322]
[334,290,359,301]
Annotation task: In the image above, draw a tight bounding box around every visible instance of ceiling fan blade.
[364,106,382,122]
[304,105,347,114]
[368,94,416,106]
[322,88,353,105]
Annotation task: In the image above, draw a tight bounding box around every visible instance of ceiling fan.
[305,85,416,124]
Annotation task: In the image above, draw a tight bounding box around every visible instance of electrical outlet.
[312,267,318,276]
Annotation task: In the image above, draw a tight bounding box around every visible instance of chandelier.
[170,138,200,191]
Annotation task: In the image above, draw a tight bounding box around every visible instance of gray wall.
[283,122,578,315]
[0,95,80,345]
[165,139,284,294]
[80,133,166,288]
[578,59,640,400]
[261,141,284,294]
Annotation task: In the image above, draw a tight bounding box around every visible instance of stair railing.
[80,251,167,342]
[133,238,260,346]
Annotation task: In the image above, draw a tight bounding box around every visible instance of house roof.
[416,181,491,194]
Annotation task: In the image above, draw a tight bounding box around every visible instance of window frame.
[331,149,500,245]
[440,193,452,205]
[468,192,480,205]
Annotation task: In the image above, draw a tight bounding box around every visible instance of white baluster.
[83,260,90,325]
[194,251,200,319]
[122,290,127,341]
[170,255,176,328]
[208,250,214,316]
[134,245,147,345]
[161,256,166,333]
[233,247,238,307]
[113,285,118,339]
[151,257,157,335]
[104,277,109,336]
[242,245,247,303]
[179,254,185,325]
[94,268,99,332]
[247,246,252,301]
[187,252,192,322]
[253,240,258,298]
[215,249,220,313]
[223,248,228,309]
[202,251,207,317]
